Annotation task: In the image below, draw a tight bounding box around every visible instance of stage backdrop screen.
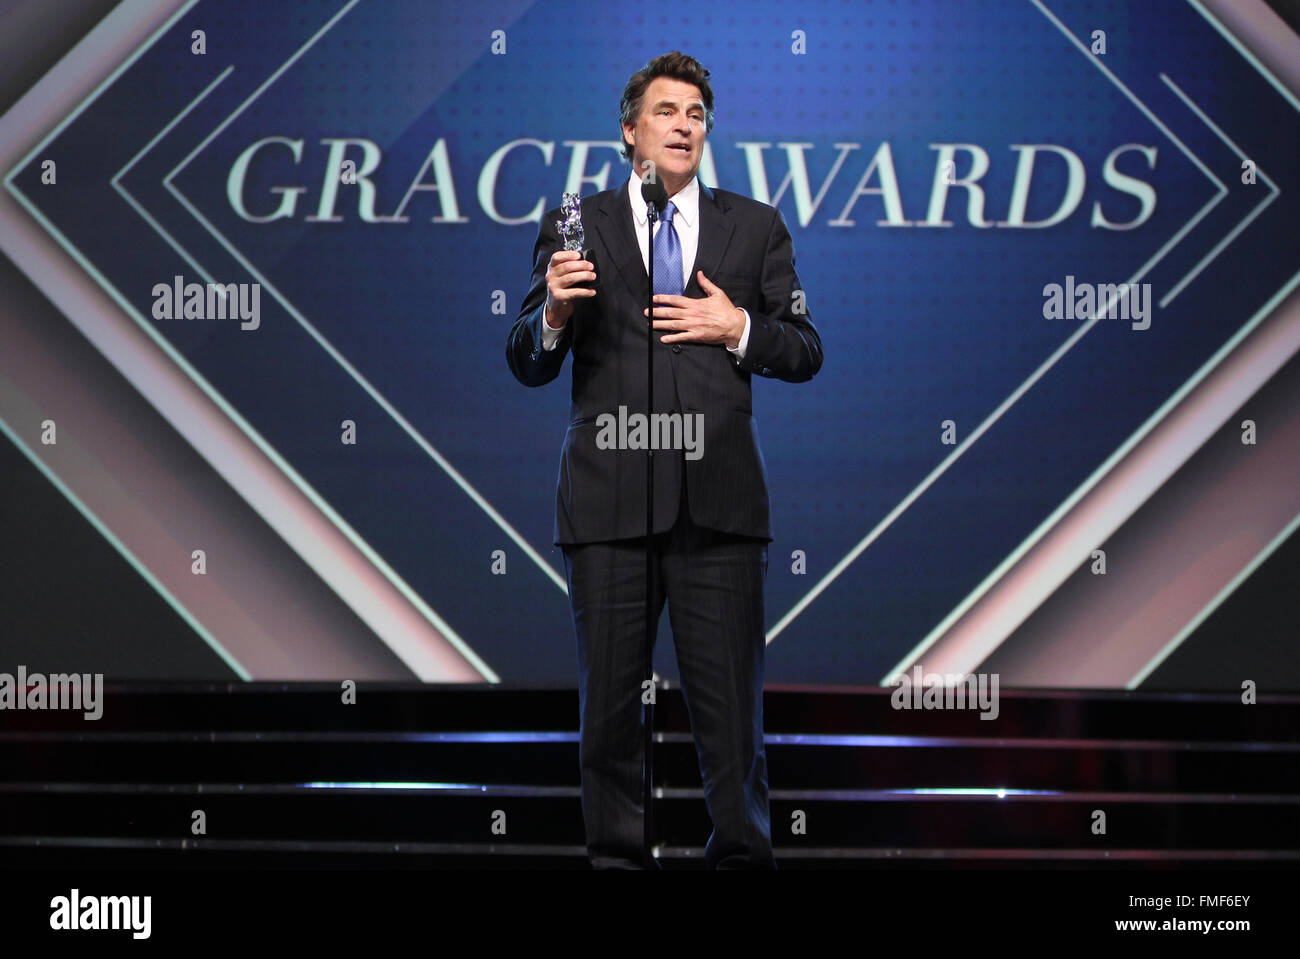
[2,0,1298,688]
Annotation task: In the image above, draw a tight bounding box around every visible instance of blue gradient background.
[12,0,1299,682]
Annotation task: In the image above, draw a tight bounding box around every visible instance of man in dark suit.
[507,51,822,869]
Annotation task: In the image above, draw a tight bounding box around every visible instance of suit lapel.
[593,178,646,306]
[688,180,735,297]
[592,177,737,303]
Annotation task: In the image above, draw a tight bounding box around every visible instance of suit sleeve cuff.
[540,312,566,350]
[726,308,751,361]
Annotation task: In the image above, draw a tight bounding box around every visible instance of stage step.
[0,685,1295,867]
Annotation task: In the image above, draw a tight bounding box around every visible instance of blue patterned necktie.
[653,200,684,297]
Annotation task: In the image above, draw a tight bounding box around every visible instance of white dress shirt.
[541,169,750,359]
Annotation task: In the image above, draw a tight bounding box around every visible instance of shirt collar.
[628,168,698,228]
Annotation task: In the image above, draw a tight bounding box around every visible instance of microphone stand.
[642,197,658,870]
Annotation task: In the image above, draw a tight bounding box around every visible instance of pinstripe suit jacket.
[507,176,822,546]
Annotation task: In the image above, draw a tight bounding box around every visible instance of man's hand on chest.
[645,270,747,348]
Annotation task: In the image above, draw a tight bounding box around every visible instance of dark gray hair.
[618,51,715,163]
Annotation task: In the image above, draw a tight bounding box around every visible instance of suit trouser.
[561,479,774,869]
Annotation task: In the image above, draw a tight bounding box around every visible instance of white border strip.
[111,64,233,286]
[1158,72,1281,307]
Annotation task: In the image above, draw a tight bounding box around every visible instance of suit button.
[671,345,682,354]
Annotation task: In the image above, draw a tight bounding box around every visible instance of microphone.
[641,177,667,218]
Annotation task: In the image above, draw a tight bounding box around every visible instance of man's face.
[623,76,707,188]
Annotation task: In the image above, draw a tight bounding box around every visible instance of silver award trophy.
[556,192,596,290]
